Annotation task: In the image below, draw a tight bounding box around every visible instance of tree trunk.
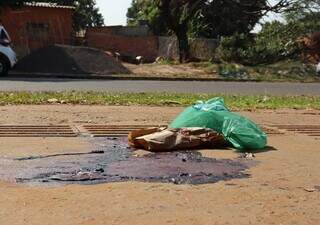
[176,25,190,63]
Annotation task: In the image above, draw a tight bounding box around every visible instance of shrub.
[216,33,253,64]
[217,12,320,65]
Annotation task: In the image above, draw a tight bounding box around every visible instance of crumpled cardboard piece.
[128,127,225,152]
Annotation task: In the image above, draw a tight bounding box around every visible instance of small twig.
[14,150,105,161]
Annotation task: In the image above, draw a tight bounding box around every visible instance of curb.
[8,72,261,82]
[7,72,320,83]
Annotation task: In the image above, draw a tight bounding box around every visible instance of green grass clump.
[0,92,319,110]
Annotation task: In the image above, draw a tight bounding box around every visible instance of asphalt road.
[0,77,319,95]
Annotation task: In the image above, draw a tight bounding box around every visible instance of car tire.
[0,57,9,76]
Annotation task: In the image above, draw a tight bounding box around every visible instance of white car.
[0,25,17,76]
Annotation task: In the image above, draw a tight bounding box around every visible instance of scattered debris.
[155,56,165,63]
[47,98,58,103]
[109,51,144,64]
[262,95,270,103]
[304,187,317,192]
[219,69,249,80]
[136,56,144,64]
[50,171,104,182]
[132,150,151,158]
[129,127,225,152]
[160,100,182,105]
[128,98,268,152]
[239,153,256,159]
[304,186,320,192]
[170,97,267,151]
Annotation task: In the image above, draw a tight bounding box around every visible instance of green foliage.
[216,30,296,65]
[189,0,266,39]
[72,0,104,31]
[128,0,266,39]
[127,0,209,61]
[216,33,253,64]
[285,12,320,37]
[217,10,320,65]
[127,0,271,62]
[127,0,168,35]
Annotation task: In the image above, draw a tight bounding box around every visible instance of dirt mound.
[15,45,131,75]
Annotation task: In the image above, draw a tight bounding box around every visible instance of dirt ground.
[124,61,320,82]
[0,105,319,225]
[125,63,217,79]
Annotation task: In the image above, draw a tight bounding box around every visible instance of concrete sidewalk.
[0,106,319,225]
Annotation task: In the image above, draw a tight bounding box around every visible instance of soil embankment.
[14,45,131,75]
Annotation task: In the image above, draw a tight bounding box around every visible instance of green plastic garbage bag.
[169,97,267,150]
